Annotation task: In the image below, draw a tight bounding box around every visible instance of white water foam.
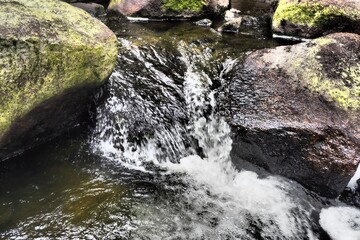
[162,42,315,239]
[348,164,360,190]
[320,206,360,240]
[93,39,317,239]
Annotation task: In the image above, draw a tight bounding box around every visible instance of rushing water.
[1,21,360,239]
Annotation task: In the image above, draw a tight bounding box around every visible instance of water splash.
[90,36,319,239]
[320,206,360,240]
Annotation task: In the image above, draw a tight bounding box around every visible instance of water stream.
[1,21,360,239]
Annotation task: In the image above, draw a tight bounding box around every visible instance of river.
[1,20,359,240]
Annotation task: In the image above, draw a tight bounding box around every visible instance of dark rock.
[218,32,360,197]
[339,186,360,208]
[71,2,106,17]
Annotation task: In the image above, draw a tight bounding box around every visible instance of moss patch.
[162,0,207,12]
[273,0,360,35]
[290,34,360,112]
[0,0,118,136]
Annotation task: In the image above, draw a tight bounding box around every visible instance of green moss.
[293,39,360,111]
[313,37,335,46]
[0,0,118,136]
[108,0,122,10]
[162,0,207,12]
[273,0,356,28]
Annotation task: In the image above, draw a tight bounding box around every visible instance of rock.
[71,2,106,17]
[0,0,118,160]
[231,0,279,16]
[107,0,229,18]
[218,15,261,34]
[339,186,360,208]
[224,8,241,21]
[273,0,360,38]
[62,0,110,5]
[218,18,243,32]
[218,33,360,197]
[195,19,213,27]
[207,0,229,15]
[240,15,259,26]
[61,0,78,3]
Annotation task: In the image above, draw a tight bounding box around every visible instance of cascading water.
[2,21,360,240]
[90,24,322,239]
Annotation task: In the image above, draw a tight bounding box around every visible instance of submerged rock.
[273,0,360,38]
[219,33,360,197]
[107,0,229,18]
[0,0,118,160]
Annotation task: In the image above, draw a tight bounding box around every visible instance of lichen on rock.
[219,32,360,197]
[162,0,207,12]
[107,0,228,18]
[272,0,360,38]
[0,0,118,159]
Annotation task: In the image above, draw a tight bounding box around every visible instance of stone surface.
[0,0,118,160]
[62,0,110,6]
[224,8,241,21]
[71,2,106,17]
[107,0,229,18]
[219,33,360,197]
[195,19,213,27]
[218,15,266,36]
[218,18,243,32]
[231,0,278,16]
[273,0,360,38]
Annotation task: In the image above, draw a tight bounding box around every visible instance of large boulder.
[107,0,229,18]
[219,33,360,197]
[272,0,360,38]
[0,0,118,160]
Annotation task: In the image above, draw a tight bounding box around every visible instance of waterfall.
[91,37,319,239]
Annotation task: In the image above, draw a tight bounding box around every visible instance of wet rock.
[273,0,360,38]
[107,0,229,18]
[195,19,213,27]
[71,2,106,17]
[218,15,263,35]
[224,8,241,21]
[339,186,360,208]
[231,0,279,16]
[218,32,360,197]
[218,18,243,32]
[0,0,118,160]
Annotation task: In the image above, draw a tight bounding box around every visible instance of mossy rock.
[0,0,118,160]
[272,0,360,38]
[107,0,228,18]
[220,32,360,197]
